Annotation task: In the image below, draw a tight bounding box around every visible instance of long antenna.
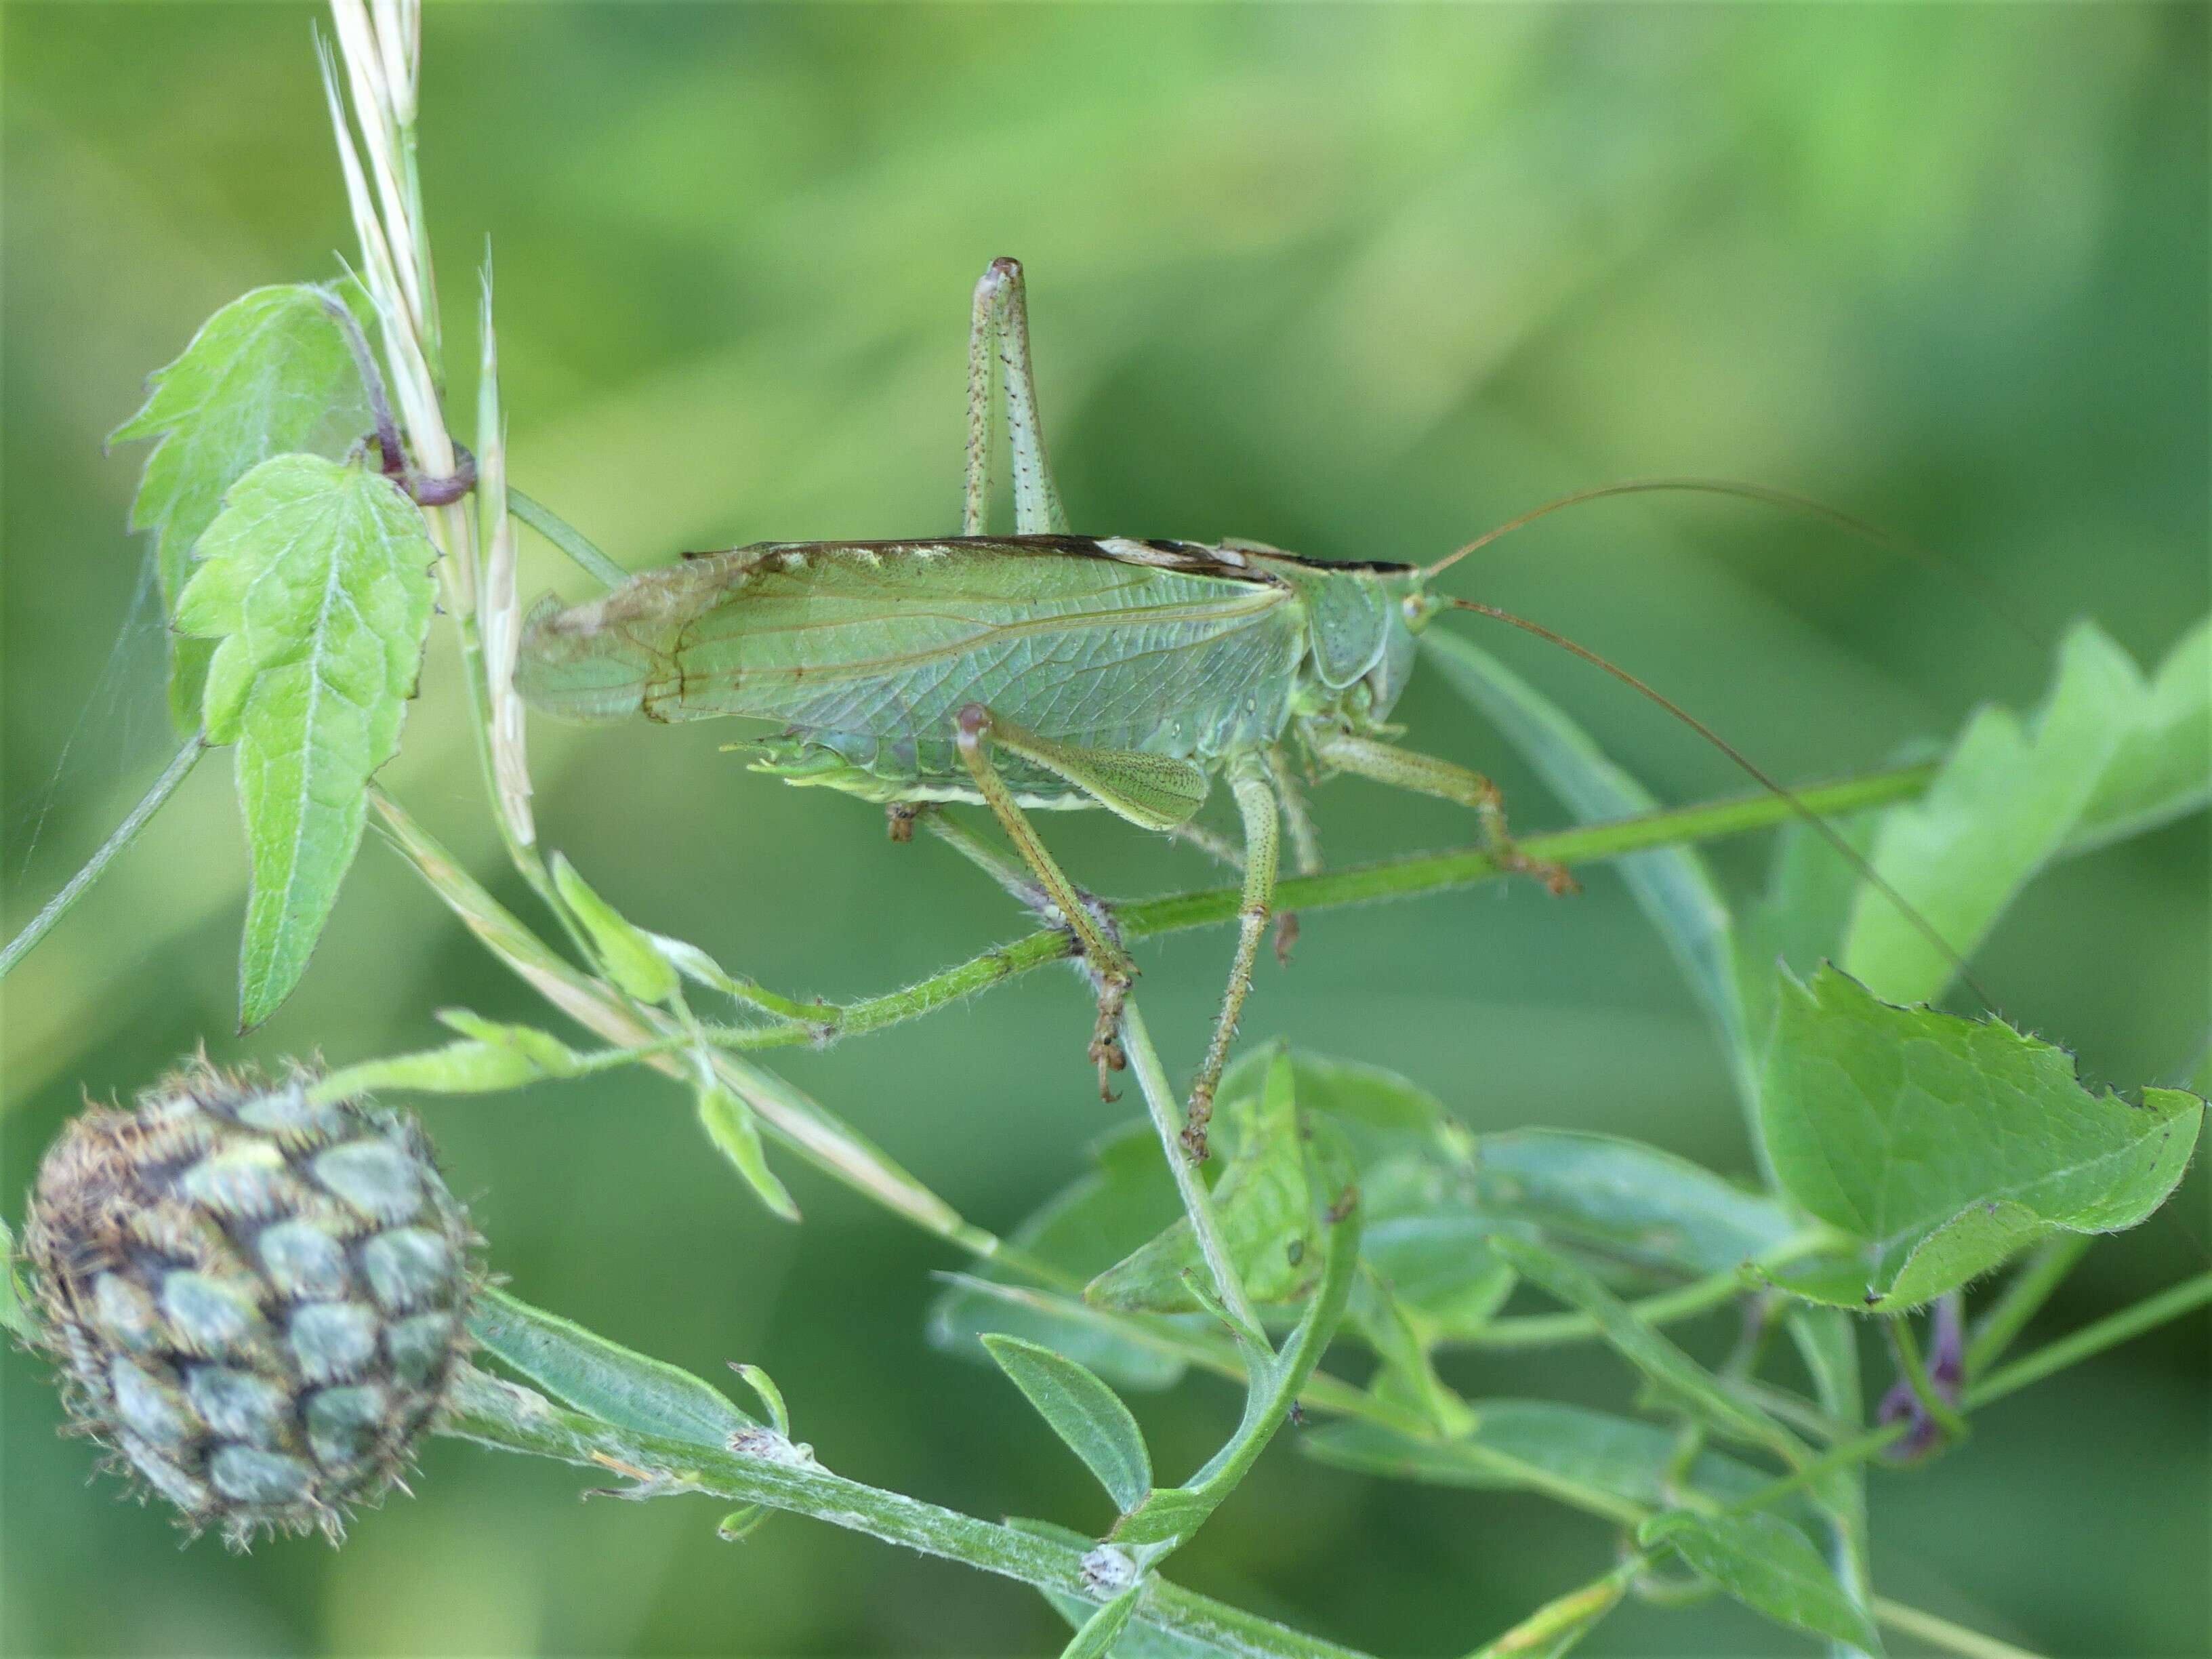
[1445,597,1994,1010]
[1423,476,2039,643]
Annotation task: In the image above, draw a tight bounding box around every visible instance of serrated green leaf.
[1843,620,2200,1004]
[1304,1399,1785,1513]
[469,1287,759,1447]
[173,453,436,1027]
[1759,966,2204,1309]
[1086,1054,1319,1313]
[2064,617,2211,853]
[1492,1234,1803,1464]
[696,1080,801,1221]
[927,1122,1189,1392]
[550,854,681,1004]
[112,284,371,728]
[1426,632,1748,1078]
[983,1334,1152,1515]
[1470,1130,1797,1278]
[1639,1509,1881,1653]
[1736,813,1881,1052]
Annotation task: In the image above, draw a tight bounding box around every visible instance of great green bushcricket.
[515,256,1961,1158]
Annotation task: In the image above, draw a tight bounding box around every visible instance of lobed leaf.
[173,453,436,1027]
[1639,1509,1881,1653]
[469,1287,759,1447]
[983,1334,1153,1515]
[1843,619,2209,1005]
[112,284,373,726]
[1759,966,2204,1309]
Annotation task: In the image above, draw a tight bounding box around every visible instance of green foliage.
[173,453,436,1027]
[110,283,371,728]
[550,854,681,1005]
[0,1219,38,1342]
[1087,1059,1320,1313]
[1844,619,2212,1004]
[1304,1400,1786,1513]
[469,1288,759,1447]
[1639,1509,1881,1653]
[1760,965,2203,1309]
[983,1334,1152,1515]
[316,1012,588,1097]
[1465,1130,1797,1279]
[1491,1235,1803,1465]
[694,1079,802,1222]
[928,1122,1191,1391]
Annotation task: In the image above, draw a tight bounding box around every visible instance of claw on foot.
[885,804,918,843]
[1179,1088,1214,1163]
[1272,911,1300,967]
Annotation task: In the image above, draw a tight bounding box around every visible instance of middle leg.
[1183,751,1281,1162]
[1306,728,1578,895]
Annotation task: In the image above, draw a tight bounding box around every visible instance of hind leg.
[963,257,1069,535]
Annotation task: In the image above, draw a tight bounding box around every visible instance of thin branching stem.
[1,736,203,981]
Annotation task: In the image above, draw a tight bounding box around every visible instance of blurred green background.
[3,5,2206,1656]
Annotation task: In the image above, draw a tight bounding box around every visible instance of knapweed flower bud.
[21,1063,476,1547]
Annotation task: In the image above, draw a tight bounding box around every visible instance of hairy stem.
[444,1368,1370,1659]
[702,764,1938,1054]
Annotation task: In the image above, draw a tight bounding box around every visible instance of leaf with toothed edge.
[1759,965,2203,1310]
[173,453,436,1028]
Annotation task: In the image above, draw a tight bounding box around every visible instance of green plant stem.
[1961,1269,2212,1410]
[701,764,1938,1054]
[1451,1234,1834,1351]
[1886,1313,1969,1442]
[1962,1235,2092,1378]
[0,735,204,981]
[508,485,629,589]
[444,1368,1369,1659]
[1118,997,1261,1333]
[1869,1596,2047,1659]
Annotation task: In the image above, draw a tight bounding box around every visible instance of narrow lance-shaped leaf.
[470,1287,759,1448]
[696,1078,802,1222]
[1759,966,2203,1309]
[1305,1399,1794,1516]
[983,1334,1153,1515]
[112,284,373,728]
[550,853,680,1004]
[174,453,436,1027]
[1425,632,1750,1088]
[1639,1509,1882,1654]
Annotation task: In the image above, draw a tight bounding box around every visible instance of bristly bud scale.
[20,1062,476,1548]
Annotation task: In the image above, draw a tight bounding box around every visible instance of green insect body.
[515,534,1429,825]
[513,255,1563,1151]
